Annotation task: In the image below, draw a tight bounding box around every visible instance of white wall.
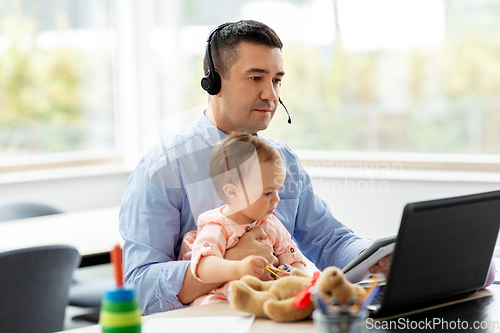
[0,168,130,213]
[308,170,500,256]
[1,167,499,250]
[313,175,500,239]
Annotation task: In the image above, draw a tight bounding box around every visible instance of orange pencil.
[111,244,124,287]
[349,274,380,316]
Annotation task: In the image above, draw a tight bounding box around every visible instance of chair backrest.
[0,202,63,222]
[0,245,81,333]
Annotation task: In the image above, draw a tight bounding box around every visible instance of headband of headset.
[201,22,232,95]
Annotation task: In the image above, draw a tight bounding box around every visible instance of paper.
[142,315,256,333]
[494,258,500,284]
[344,242,395,284]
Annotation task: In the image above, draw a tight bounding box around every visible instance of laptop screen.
[380,190,500,313]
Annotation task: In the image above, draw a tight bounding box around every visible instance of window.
[2,0,499,173]
[148,0,500,171]
[0,0,117,167]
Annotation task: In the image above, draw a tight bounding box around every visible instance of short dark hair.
[203,20,283,79]
[209,132,282,203]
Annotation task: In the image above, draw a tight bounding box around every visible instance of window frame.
[1,0,499,179]
[298,151,500,173]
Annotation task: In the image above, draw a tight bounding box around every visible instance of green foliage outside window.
[265,33,500,154]
[0,14,84,156]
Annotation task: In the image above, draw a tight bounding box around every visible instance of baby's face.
[237,158,286,222]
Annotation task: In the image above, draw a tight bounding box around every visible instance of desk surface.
[0,206,122,258]
[63,285,500,333]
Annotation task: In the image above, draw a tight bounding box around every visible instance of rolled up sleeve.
[120,158,192,314]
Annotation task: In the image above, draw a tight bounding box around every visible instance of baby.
[180,132,306,306]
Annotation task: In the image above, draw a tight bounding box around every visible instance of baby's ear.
[223,183,239,201]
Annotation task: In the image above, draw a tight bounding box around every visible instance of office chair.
[0,245,81,333]
[0,200,111,324]
[0,201,63,222]
[68,278,112,323]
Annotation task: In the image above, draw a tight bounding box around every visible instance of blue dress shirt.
[119,111,372,314]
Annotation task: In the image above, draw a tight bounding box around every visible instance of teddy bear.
[228,266,366,322]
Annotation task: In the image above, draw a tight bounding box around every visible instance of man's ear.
[216,70,224,97]
[223,183,239,202]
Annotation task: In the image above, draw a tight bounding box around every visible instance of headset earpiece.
[201,23,231,95]
[201,72,221,95]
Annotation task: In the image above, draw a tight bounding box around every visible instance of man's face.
[212,41,285,134]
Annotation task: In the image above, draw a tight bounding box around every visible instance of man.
[120,20,390,315]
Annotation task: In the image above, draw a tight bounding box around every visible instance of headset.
[201,22,292,124]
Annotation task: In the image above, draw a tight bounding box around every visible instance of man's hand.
[369,254,392,277]
[225,226,278,267]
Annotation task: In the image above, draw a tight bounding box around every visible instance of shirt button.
[204,243,209,247]
[246,226,251,232]
[290,248,295,253]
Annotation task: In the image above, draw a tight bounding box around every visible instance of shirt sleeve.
[190,221,228,282]
[273,144,374,270]
[120,158,189,315]
[179,230,197,260]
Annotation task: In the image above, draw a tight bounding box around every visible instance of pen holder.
[99,284,142,333]
[312,309,368,333]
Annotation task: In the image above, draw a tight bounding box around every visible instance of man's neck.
[205,103,217,127]
[205,100,259,136]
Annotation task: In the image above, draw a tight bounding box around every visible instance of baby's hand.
[238,255,267,279]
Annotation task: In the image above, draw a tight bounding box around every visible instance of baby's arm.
[286,262,308,277]
[291,262,307,271]
[196,255,268,283]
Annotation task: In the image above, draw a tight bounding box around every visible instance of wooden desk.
[62,301,312,333]
[62,285,500,332]
[0,207,122,266]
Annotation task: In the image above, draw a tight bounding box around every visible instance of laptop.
[365,190,500,318]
